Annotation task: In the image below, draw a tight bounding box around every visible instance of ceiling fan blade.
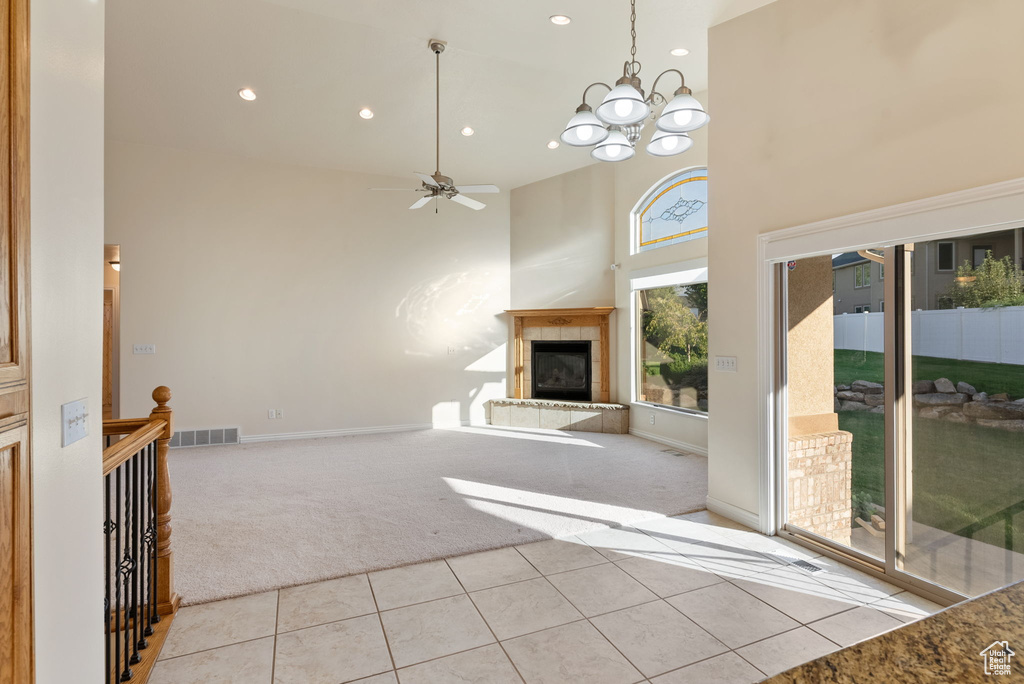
[415,172,440,187]
[454,184,500,194]
[410,196,433,210]
[450,193,486,211]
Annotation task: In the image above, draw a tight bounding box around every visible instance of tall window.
[937,241,955,271]
[854,263,871,288]
[636,280,708,413]
[633,167,708,253]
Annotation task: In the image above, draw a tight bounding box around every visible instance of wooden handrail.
[102,419,165,476]
[103,417,152,436]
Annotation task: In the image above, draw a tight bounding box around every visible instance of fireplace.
[531,341,592,402]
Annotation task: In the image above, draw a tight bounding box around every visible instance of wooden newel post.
[150,386,180,615]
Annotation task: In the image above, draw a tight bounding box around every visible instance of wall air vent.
[169,427,240,448]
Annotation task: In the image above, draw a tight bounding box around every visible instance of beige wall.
[786,255,837,434]
[510,164,615,309]
[31,0,106,681]
[508,98,711,453]
[106,139,510,438]
[708,0,1024,518]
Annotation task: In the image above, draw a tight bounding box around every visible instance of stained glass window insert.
[635,168,708,253]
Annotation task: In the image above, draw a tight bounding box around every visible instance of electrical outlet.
[715,356,738,372]
[275,409,284,419]
[649,413,655,425]
[447,345,456,355]
[133,343,156,355]
[267,409,276,419]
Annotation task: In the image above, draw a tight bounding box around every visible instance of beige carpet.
[169,426,708,605]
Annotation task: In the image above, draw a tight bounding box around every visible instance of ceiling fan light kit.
[369,39,499,211]
[560,0,709,162]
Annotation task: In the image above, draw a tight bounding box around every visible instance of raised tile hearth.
[488,398,629,434]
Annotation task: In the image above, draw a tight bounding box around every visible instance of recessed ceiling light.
[461,126,475,136]
[670,47,690,57]
[359,108,374,119]
[238,88,257,101]
[547,140,560,149]
[550,15,571,25]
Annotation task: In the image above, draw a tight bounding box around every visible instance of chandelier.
[559,0,709,162]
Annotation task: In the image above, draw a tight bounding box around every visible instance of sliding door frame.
[758,177,1024,606]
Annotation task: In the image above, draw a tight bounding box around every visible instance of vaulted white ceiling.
[106,0,774,189]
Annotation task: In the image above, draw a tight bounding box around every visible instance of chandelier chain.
[629,0,637,61]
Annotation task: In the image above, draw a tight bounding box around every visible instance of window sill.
[632,400,709,420]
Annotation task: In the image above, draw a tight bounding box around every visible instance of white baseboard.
[628,428,708,457]
[240,423,434,444]
[705,495,762,531]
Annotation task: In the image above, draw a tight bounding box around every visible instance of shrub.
[946,252,1024,309]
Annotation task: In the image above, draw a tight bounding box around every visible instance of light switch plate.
[61,398,88,447]
[714,356,738,372]
[133,343,157,355]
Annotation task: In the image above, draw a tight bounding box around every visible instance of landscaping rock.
[870,406,885,414]
[991,393,1010,402]
[934,378,956,393]
[943,412,969,424]
[914,393,969,407]
[972,392,989,402]
[956,381,977,395]
[865,393,885,407]
[1015,398,1024,404]
[836,391,865,402]
[963,401,1024,421]
[977,419,1024,433]
[912,380,936,395]
[836,384,851,392]
[852,380,884,394]
[919,406,956,419]
[840,401,872,412]
[834,397,842,413]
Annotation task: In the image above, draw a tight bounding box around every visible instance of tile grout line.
[518,549,650,681]
[365,572,400,676]
[445,557,528,684]
[271,589,281,684]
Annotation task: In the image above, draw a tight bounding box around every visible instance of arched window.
[632,167,707,253]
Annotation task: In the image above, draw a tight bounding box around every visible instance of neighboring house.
[833,229,1024,313]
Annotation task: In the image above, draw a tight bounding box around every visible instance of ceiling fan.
[371,39,499,211]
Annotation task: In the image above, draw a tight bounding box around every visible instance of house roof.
[833,252,868,269]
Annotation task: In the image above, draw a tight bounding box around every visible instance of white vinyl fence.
[834,307,1024,365]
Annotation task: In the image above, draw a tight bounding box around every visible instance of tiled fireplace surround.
[489,308,628,434]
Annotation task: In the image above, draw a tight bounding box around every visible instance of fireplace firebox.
[531,341,592,401]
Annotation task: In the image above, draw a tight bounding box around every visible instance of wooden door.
[0,0,32,682]
[103,290,113,419]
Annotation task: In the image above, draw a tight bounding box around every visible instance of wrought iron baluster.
[105,471,113,684]
[121,459,134,680]
[114,467,123,682]
[132,449,146,658]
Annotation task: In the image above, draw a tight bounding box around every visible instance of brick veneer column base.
[787,430,853,546]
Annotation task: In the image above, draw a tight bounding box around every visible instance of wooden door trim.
[2,0,32,682]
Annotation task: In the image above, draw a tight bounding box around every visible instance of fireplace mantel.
[505,307,614,403]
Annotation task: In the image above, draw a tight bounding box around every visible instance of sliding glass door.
[778,226,1024,601]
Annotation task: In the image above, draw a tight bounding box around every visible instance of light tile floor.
[149,510,945,684]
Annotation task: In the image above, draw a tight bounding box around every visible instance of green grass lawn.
[834,350,1024,399]
[839,411,1024,549]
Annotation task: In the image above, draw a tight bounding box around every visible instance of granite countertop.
[768,581,1024,683]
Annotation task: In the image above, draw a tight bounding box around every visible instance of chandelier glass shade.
[560,107,611,147]
[559,0,709,162]
[645,129,693,157]
[591,129,636,162]
[595,82,650,126]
